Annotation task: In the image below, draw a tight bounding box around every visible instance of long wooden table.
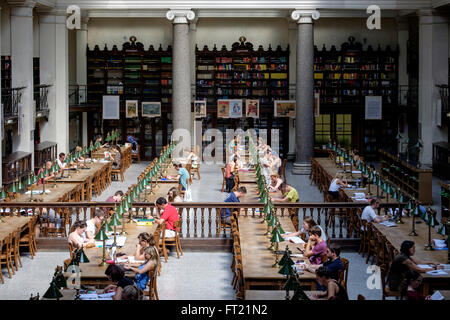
[373,216,449,295]
[245,290,323,300]
[11,182,81,203]
[0,216,31,241]
[91,145,131,160]
[238,215,316,299]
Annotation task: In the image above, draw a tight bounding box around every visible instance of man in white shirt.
[361,199,389,223]
[84,209,106,241]
[260,149,272,184]
[57,153,67,169]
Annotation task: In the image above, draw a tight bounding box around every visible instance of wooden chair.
[131,145,141,163]
[216,208,232,237]
[20,216,38,258]
[0,233,15,279]
[143,268,159,300]
[221,167,226,192]
[153,226,162,276]
[159,220,182,262]
[111,157,125,182]
[190,161,200,180]
[185,163,192,185]
[380,264,402,300]
[11,230,23,271]
[338,257,349,290]
[365,223,377,264]
[374,229,388,266]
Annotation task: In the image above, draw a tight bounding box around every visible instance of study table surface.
[48,162,110,184]
[0,216,30,241]
[91,145,131,160]
[10,183,81,203]
[373,216,450,294]
[238,169,257,183]
[315,158,398,204]
[245,290,323,300]
[238,215,316,297]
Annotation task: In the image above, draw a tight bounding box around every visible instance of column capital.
[291,10,320,24]
[37,8,67,24]
[8,0,35,17]
[417,9,448,25]
[166,9,195,24]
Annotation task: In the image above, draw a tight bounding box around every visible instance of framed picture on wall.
[194,100,207,118]
[274,100,296,118]
[142,101,161,118]
[245,99,259,118]
[103,95,120,120]
[217,100,230,118]
[229,100,243,118]
[126,100,138,118]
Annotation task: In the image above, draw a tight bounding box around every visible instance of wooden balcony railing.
[0,201,405,240]
[1,87,25,121]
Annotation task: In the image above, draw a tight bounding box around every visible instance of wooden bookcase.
[314,37,399,159]
[379,149,433,204]
[34,141,57,169]
[433,142,450,180]
[196,38,289,107]
[2,151,32,187]
[438,180,450,222]
[86,37,173,160]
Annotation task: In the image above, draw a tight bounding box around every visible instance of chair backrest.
[160,221,167,242]
[147,267,158,300]
[221,167,226,179]
[338,257,349,290]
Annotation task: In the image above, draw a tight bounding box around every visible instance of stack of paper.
[286,236,305,244]
[352,170,362,174]
[25,189,51,195]
[426,269,448,276]
[379,221,397,227]
[433,239,447,248]
[105,236,127,247]
[128,256,145,264]
[430,291,444,301]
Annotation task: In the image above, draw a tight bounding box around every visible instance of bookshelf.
[379,148,433,204]
[86,37,172,160]
[438,181,449,223]
[195,38,289,107]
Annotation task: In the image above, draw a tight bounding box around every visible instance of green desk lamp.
[94,222,109,266]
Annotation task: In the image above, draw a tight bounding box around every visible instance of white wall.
[1,6,10,56]
[33,12,39,57]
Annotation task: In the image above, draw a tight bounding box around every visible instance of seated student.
[84,209,105,242]
[73,146,86,167]
[228,136,238,156]
[302,244,344,291]
[167,187,183,203]
[68,221,92,249]
[282,216,327,242]
[273,182,299,203]
[312,266,349,300]
[328,172,348,200]
[57,153,67,170]
[187,147,199,168]
[134,232,156,261]
[351,149,361,167]
[270,152,282,174]
[104,190,124,215]
[299,226,327,265]
[150,197,180,238]
[268,174,283,193]
[37,160,56,185]
[104,264,134,300]
[95,135,108,149]
[389,240,443,291]
[122,285,141,300]
[127,135,139,154]
[224,156,238,193]
[124,246,160,291]
[401,270,431,301]
[167,162,189,191]
[111,145,122,170]
[222,186,247,224]
[361,199,390,224]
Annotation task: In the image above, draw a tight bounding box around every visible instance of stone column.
[77,15,89,146]
[9,0,35,166]
[39,9,69,154]
[287,20,297,161]
[166,9,195,142]
[397,17,409,153]
[418,10,448,166]
[0,5,2,185]
[291,10,320,175]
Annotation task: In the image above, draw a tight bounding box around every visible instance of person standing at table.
[328,172,348,200]
[261,149,272,184]
[151,197,180,238]
[222,186,247,224]
[299,226,327,265]
[57,153,67,170]
[273,182,299,203]
[168,162,190,191]
[84,209,106,241]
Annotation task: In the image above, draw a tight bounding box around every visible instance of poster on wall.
[194,100,207,118]
[314,93,320,118]
[217,100,230,118]
[274,100,296,118]
[103,95,120,120]
[142,101,161,118]
[229,100,243,118]
[365,96,382,120]
[126,100,138,118]
[245,99,259,118]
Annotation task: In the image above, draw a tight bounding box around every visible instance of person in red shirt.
[37,160,56,185]
[151,197,180,238]
[402,270,431,301]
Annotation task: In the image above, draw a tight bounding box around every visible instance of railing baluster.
[208,208,212,238]
[201,207,205,238]
[186,207,191,238]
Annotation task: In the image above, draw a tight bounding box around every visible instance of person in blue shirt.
[124,246,159,292]
[222,186,247,224]
[127,135,139,154]
[301,244,344,291]
[169,162,190,191]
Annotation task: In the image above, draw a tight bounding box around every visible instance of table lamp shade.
[9,183,18,193]
[54,273,67,288]
[279,254,295,267]
[32,174,39,185]
[392,191,398,200]
[277,223,286,235]
[265,211,273,222]
[116,204,124,218]
[43,282,63,299]
[398,194,405,203]
[271,231,283,243]
[78,248,90,263]
[411,206,419,216]
[427,213,437,227]
[405,201,412,210]
[268,215,277,227]
[377,178,383,187]
[283,276,296,291]
[438,224,447,236]
[263,204,271,215]
[278,263,292,276]
[38,170,46,180]
[109,214,122,227]
[94,226,108,241]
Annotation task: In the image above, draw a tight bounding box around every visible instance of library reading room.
[0,0,450,306]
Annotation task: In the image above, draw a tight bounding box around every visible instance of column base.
[292,162,311,175]
[287,152,296,161]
